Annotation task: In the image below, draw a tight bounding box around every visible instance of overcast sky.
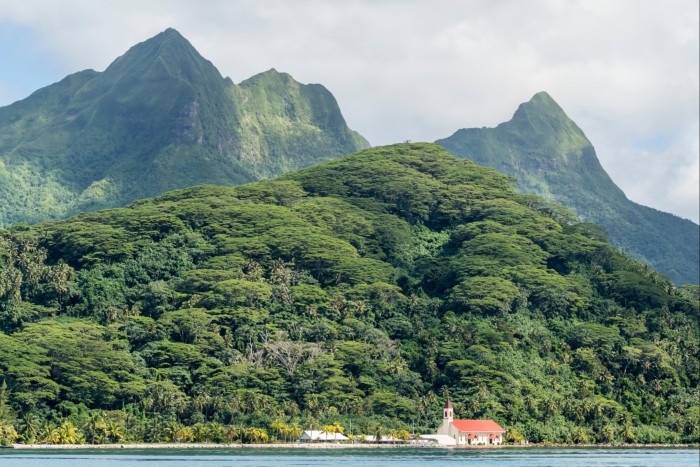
[1,0,698,222]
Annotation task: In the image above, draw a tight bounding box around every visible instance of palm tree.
[309,414,321,427]
[306,395,320,415]
[686,417,699,439]
[0,380,9,421]
[620,424,635,443]
[84,412,106,444]
[164,421,182,443]
[125,415,147,444]
[56,420,81,444]
[145,415,164,443]
[321,424,335,442]
[270,419,288,442]
[506,428,524,444]
[174,425,193,443]
[191,423,210,443]
[208,422,226,443]
[569,401,584,422]
[572,428,588,444]
[542,398,559,419]
[244,427,268,444]
[525,395,539,416]
[373,425,385,444]
[282,400,300,418]
[105,420,125,443]
[224,425,240,443]
[18,412,40,444]
[40,421,60,444]
[0,422,19,444]
[599,424,616,444]
[388,429,399,444]
[279,425,291,443]
[581,398,594,419]
[289,423,302,443]
[228,394,244,418]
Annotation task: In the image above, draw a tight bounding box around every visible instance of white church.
[434,400,505,446]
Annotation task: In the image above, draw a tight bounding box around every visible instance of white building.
[361,435,400,443]
[435,400,505,445]
[299,430,349,442]
[418,434,457,446]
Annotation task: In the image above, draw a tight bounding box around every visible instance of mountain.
[436,92,699,286]
[0,28,368,228]
[0,143,697,445]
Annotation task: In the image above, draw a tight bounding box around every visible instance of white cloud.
[665,131,700,220]
[0,0,697,221]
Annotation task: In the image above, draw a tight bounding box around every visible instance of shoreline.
[7,442,698,450]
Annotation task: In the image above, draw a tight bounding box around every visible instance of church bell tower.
[443,399,454,423]
[437,399,454,435]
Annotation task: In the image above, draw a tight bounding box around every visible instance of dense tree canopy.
[0,143,697,445]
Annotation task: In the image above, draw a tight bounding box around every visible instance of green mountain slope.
[1,143,697,445]
[0,28,368,227]
[436,92,699,286]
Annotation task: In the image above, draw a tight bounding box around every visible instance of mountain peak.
[512,91,570,125]
[159,27,185,38]
[0,28,369,229]
[99,27,223,89]
[122,27,195,58]
[436,93,700,285]
[529,90,558,106]
[241,68,295,86]
[143,28,193,51]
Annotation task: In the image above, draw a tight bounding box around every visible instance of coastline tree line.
[0,144,697,445]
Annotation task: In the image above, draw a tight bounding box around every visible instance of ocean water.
[0,447,697,467]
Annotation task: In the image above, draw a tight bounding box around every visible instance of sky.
[0,0,698,223]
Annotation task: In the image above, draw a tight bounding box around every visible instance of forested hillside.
[0,28,368,227]
[437,92,699,286]
[0,144,697,445]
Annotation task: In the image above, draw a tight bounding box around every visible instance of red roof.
[467,434,476,439]
[451,420,505,433]
[444,400,453,409]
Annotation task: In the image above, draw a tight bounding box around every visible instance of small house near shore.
[299,430,349,442]
[360,435,400,443]
[435,400,505,446]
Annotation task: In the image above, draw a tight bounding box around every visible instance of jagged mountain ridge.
[436,92,699,285]
[0,28,368,227]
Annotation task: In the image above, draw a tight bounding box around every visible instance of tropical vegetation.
[0,143,697,445]
[437,92,699,286]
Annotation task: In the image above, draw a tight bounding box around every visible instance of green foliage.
[452,276,520,314]
[437,91,699,285]
[0,143,696,445]
[0,29,368,228]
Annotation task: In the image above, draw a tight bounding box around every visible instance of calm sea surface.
[0,447,697,467]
